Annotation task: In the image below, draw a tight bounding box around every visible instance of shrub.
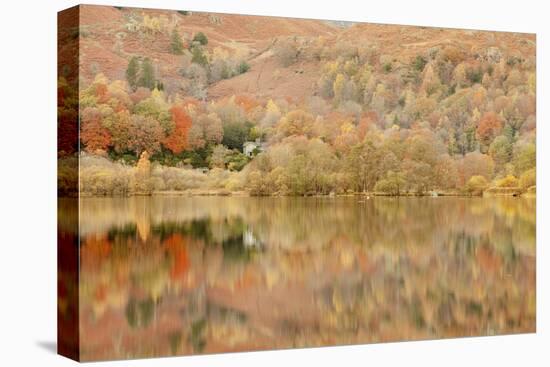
[412,55,427,72]
[519,169,536,190]
[375,179,397,195]
[466,175,488,195]
[495,175,519,188]
[226,152,249,171]
[466,67,483,84]
[150,165,243,192]
[191,46,208,66]
[374,171,406,195]
[79,154,133,196]
[236,61,250,74]
[247,170,268,195]
[225,178,243,191]
[192,32,208,46]
[274,39,299,67]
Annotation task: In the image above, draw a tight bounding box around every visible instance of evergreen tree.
[138,58,155,90]
[170,28,184,55]
[191,46,208,66]
[126,56,139,91]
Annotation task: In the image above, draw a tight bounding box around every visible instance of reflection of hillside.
[79,196,536,257]
[74,196,535,359]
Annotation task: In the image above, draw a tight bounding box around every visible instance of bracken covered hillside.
[58,5,536,197]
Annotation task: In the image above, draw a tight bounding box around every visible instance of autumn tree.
[209,144,230,168]
[133,89,172,132]
[127,115,163,155]
[278,110,314,137]
[133,151,152,195]
[162,105,192,154]
[108,110,132,154]
[333,73,346,103]
[286,154,309,195]
[433,154,459,189]
[476,111,502,152]
[495,175,519,188]
[402,159,432,194]
[519,168,536,190]
[247,170,267,195]
[345,136,397,192]
[80,107,112,152]
[181,63,208,100]
[375,171,406,195]
[420,63,441,96]
[512,142,535,176]
[460,151,495,185]
[130,87,151,105]
[488,135,513,172]
[333,121,360,153]
[405,130,442,167]
[188,113,223,149]
[209,96,246,125]
[466,175,488,195]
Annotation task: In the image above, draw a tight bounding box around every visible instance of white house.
[243,138,265,157]
[243,229,262,248]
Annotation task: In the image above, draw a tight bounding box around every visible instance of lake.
[58,196,536,361]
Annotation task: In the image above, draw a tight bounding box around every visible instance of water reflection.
[59,196,536,361]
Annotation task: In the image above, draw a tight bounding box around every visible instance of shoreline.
[75,188,536,198]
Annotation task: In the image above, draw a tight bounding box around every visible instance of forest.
[57,8,536,197]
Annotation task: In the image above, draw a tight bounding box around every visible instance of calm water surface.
[59,196,535,361]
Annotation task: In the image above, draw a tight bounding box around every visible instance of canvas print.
[57,5,536,362]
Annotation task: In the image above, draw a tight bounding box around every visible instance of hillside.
[77,5,534,100]
[78,5,337,91]
[58,5,536,198]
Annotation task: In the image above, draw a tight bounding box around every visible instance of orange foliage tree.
[80,107,111,152]
[476,111,502,151]
[163,105,192,154]
[94,83,109,104]
[278,110,315,137]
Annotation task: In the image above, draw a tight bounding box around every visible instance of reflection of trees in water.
[126,297,155,328]
[73,196,535,359]
[152,217,256,262]
[77,196,535,257]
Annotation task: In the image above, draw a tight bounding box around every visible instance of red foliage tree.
[80,107,111,152]
[163,105,193,154]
